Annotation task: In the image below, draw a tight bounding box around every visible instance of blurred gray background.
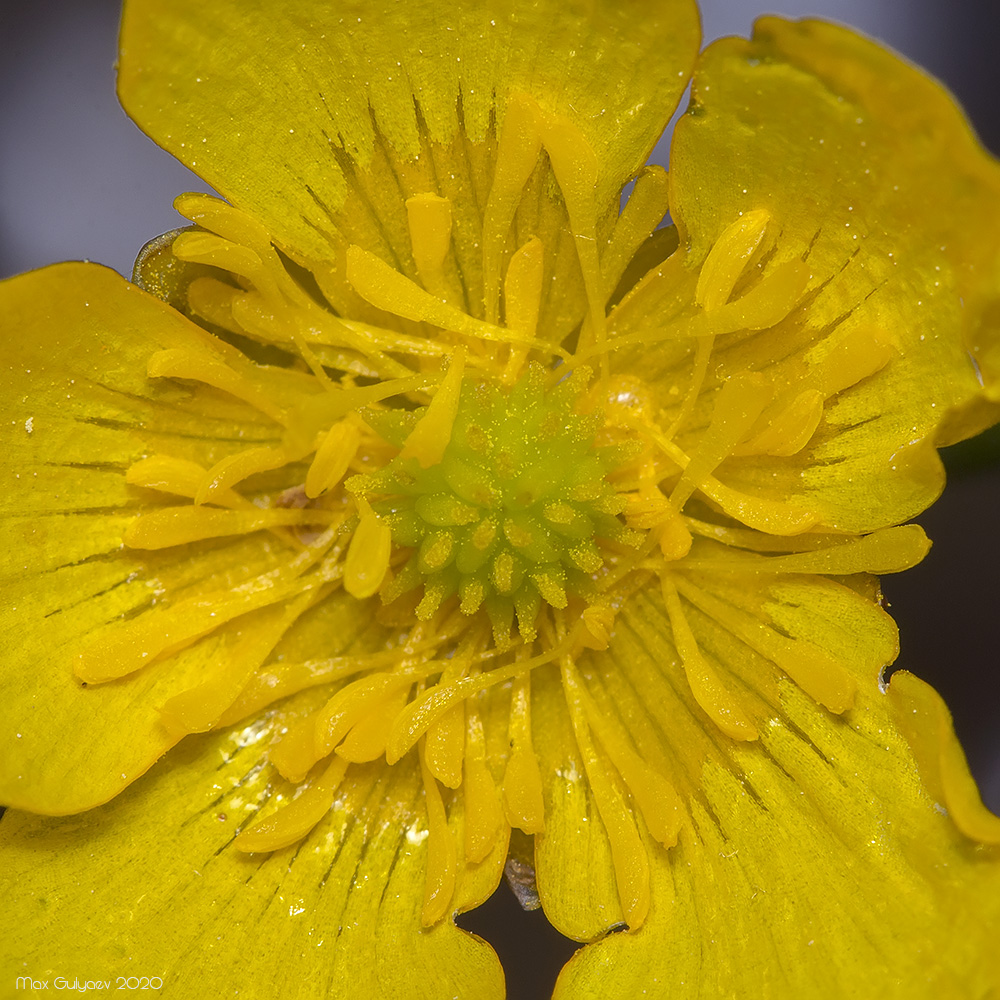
[2,2,998,997]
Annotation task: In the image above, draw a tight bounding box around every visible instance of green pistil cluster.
[348,367,638,642]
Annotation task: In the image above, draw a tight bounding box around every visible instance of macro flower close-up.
[3,0,1000,996]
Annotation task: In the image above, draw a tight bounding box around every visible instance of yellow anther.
[579,605,615,651]
[656,509,693,561]
[125,455,242,506]
[425,702,465,789]
[343,504,392,599]
[602,165,671,298]
[235,758,347,852]
[807,325,894,397]
[739,389,824,457]
[305,419,361,498]
[268,714,325,784]
[160,593,314,736]
[174,192,272,252]
[502,237,545,383]
[74,538,332,684]
[482,93,545,323]
[695,208,772,311]
[676,577,857,714]
[699,259,811,334]
[314,672,414,761]
[172,230,267,287]
[398,351,466,469]
[464,752,505,864]
[661,577,758,741]
[560,657,649,929]
[346,244,532,352]
[502,674,545,834]
[147,347,286,423]
[233,756,348,854]
[461,691,505,862]
[670,371,772,511]
[124,505,333,550]
[419,743,458,926]
[195,446,288,505]
[504,237,544,336]
[572,677,684,848]
[406,193,453,290]
[335,682,412,763]
[625,489,675,531]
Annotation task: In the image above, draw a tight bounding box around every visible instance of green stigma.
[348,365,638,642]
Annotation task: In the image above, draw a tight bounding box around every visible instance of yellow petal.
[0,695,505,998]
[0,264,376,813]
[544,589,1000,997]
[663,18,1000,532]
[119,0,700,264]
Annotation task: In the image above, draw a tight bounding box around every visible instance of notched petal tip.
[888,669,1000,845]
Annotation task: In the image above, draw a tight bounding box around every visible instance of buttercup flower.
[3,0,1000,996]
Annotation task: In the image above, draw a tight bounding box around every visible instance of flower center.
[347,364,637,643]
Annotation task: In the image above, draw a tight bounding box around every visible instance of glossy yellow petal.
[0,693,505,999]
[119,0,699,265]
[540,586,1000,997]
[0,265,380,813]
[627,17,1000,533]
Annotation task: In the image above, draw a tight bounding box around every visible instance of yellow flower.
[3,0,1000,996]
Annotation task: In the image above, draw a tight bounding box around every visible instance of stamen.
[406,193,453,295]
[312,672,416,766]
[670,371,772,510]
[398,350,466,468]
[147,347,288,424]
[539,112,606,354]
[502,237,544,383]
[572,672,685,846]
[424,655,475,788]
[674,576,857,713]
[126,455,245,507]
[172,230,277,299]
[343,503,392,599]
[660,576,758,740]
[463,699,506,863]
[335,681,413,763]
[123,505,335,549]
[233,756,349,853]
[602,165,671,298]
[482,93,544,324]
[560,655,650,929]
[346,244,544,352]
[738,389,824,457]
[501,672,545,834]
[420,740,459,926]
[677,524,930,576]
[75,528,337,682]
[305,419,362,498]
[384,632,577,764]
[159,588,323,735]
[194,446,290,505]
[695,209,771,311]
